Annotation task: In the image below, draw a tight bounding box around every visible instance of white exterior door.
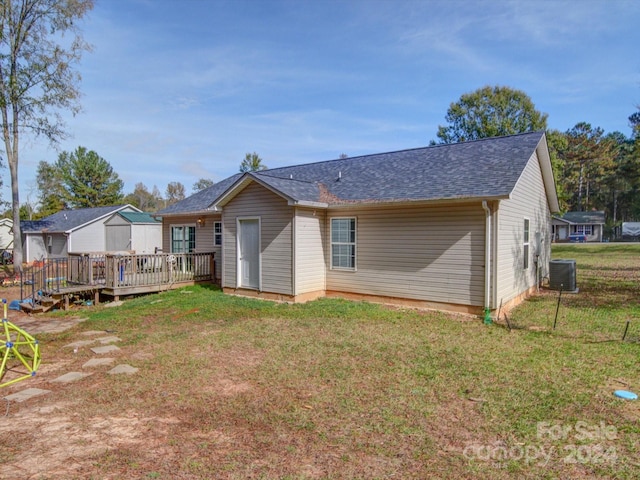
[558,225,568,240]
[239,219,260,289]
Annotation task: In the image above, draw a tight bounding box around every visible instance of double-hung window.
[331,218,356,270]
[214,222,222,246]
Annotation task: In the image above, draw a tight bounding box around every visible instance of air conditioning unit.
[549,259,577,292]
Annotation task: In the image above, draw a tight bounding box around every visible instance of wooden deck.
[20,252,215,311]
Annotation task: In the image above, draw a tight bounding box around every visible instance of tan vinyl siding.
[222,183,293,294]
[326,203,485,306]
[162,214,222,280]
[496,151,552,304]
[294,208,326,294]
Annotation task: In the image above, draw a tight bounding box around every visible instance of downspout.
[481,201,492,325]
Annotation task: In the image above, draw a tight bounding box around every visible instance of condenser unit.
[549,259,577,292]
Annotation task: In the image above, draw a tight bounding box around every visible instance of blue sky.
[8,0,640,204]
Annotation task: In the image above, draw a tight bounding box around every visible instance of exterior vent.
[549,259,577,291]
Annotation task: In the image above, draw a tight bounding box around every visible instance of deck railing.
[20,257,71,301]
[68,252,214,289]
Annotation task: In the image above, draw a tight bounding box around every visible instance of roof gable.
[21,205,140,233]
[157,174,243,215]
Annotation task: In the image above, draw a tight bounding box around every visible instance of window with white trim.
[214,222,222,246]
[331,217,356,270]
[523,218,530,269]
[575,225,593,235]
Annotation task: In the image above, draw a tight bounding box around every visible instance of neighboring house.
[552,211,605,243]
[0,218,13,252]
[158,131,559,315]
[104,211,162,253]
[21,205,141,262]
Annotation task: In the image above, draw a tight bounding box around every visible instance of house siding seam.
[294,208,326,295]
[325,203,485,306]
[222,182,293,295]
[496,151,552,305]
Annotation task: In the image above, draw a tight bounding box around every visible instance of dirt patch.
[0,401,181,479]
[0,284,88,334]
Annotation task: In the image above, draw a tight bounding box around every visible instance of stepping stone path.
[91,344,120,354]
[4,388,51,403]
[82,358,115,368]
[3,325,139,405]
[108,364,138,375]
[50,372,93,383]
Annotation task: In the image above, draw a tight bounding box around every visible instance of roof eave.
[156,209,219,218]
[325,195,508,209]
[536,133,561,213]
[289,200,329,208]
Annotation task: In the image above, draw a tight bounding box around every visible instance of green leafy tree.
[36,160,66,216]
[556,123,616,212]
[19,202,35,220]
[545,129,570,212]
[0,0,93,270]
[435,85,548,144]
[629,109,640,139]
[239,152,267,172]
[601,132,634,223]
[192,178,214,193]
[55,147,124,208]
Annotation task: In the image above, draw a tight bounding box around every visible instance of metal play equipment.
[0,299,41,388]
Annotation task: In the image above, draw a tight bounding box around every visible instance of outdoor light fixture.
[197,217,205,228]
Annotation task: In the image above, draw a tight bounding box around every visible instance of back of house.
[158,131,559,315]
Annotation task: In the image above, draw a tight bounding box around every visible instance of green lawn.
[1,244,639,479]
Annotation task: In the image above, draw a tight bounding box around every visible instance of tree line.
[11,86,640,231]
[433,86,640,227]
[10,149,269,220]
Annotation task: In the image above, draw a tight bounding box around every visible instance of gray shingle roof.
[560,211,605,225]
[158,174,243,215]
[160,131,548,213]
[21,205,135,233]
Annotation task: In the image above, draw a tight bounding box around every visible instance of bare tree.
[165,181,186,206]
[0,0,93,270]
